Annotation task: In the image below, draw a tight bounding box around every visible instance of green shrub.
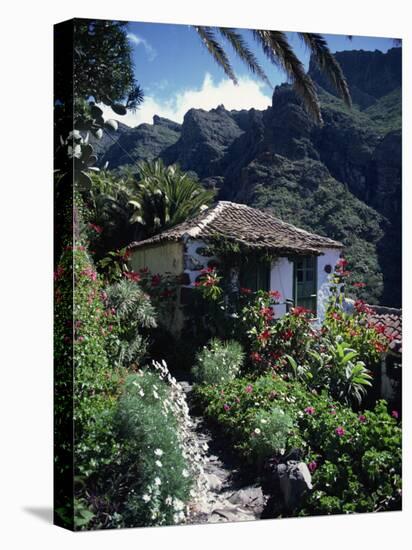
[193,374,401,514]
[192,338,244,385]
[106,278,157,368]
[249,408,293,460]
[116,370,193,526]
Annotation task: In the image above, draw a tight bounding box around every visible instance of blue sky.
[101,22,399,127]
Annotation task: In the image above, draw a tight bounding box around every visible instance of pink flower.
[250,352,262,363]
[330,408,337,415]
[240,287,252,295]
[352,282,366,288]
[223,404,231,412]
[308,461,318,473]
[358,414,367,423]
[89,223,103,234]
[269,290,281,301]
[391,410,399,419]
[124,271,141,282]
[304,406,315,415]
[245,384,253,394]
[335,426,345,436]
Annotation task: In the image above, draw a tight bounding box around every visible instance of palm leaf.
[218,27,271,86]
[253,29,322,123]
[298,32,352,107]
[194,26,238,84]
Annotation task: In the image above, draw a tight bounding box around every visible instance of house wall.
[316,248,341,323]
[270,257,294,318]
[269,248,341,322]
[129,241,184,275]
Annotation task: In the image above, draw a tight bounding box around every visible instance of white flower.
[260,418,268,424]
[154,477,162,486]
[254,428,261,435]
[139,389,145,397]
[153,390,159,399]
[154,448,163,457]
[202,442,209,451]
[142,494,151,502]
[155,460,163,468]
[182,469,190,478]
[173,498,185,511]
[165,496,173,506]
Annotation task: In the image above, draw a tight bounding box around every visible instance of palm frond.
[298,32,352,107]
[253,30,322,123]
[218,27,271,86]
[194,26,238,84]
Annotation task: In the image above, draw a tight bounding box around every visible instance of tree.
[129,160,215,237]
[194,27,351,124]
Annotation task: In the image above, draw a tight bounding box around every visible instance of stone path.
[178,379,267,524]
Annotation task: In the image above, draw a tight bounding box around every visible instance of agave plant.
[129,159,215,237]
[193,27,351,124]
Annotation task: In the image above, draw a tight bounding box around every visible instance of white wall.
[316,248,342,323]
[270,257,294,318]
[269,249,341,322]
[183,237,218,286]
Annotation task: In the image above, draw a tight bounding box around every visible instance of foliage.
[193,374,401,514]
[192,339,244,385]
[105,278,157,368]
[115,370,193,526]
[128,159,215,237]
[248,408,293,460]
[193,27,351,123]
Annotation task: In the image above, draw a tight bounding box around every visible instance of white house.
[127,201,343,327]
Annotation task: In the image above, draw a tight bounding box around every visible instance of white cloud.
[99,73,271,128]
[127,32,157,61]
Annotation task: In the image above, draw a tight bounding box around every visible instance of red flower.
[352,282,366,288]
[331,312,342,321]
[374,341,387,353]
[391,410,399,419]
[139,267,149,274]
[257,329,271,342]
[245,384,253,394]
[308,461,318,473]
[54,266,65,281]
[240,287,252,295]
[358,414,367,423]
[335,426,345,436]
[151,274,162,287]
[200,266,214,274]
[121,249,131,261]
[250,352,262,363]
[269,290,281,301]
[260,306,274,321]
[124,271,141,282]
[354,299,373,315]
[290,306,311,317]
[223,404,231,412]
[281,329,294,341]
[89,223,103,234]
[336,258,348,269]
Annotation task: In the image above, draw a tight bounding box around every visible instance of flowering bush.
[192,338,244,385]
[193,374,401,514]
[116,361,208,527]
[249,408,293,460]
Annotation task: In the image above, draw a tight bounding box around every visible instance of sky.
[100,22,399,127]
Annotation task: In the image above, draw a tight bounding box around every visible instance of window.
[293,256,317,314]
[240,258,270,292]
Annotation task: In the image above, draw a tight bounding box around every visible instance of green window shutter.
[293,255,317,314]
[240,258,270,292]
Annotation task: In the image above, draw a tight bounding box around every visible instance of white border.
[0,1,410,548]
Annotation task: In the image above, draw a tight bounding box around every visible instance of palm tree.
[129,159,215,237]
[193,27,351,124]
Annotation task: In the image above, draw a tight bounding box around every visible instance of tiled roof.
[128,201,343,255]
[368,306,402,354]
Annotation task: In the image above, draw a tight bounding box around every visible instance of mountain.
[96,47,402,307]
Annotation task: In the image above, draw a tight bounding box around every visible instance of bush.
[249,408,293,460]
[192,338,244,385]
[115,360,208,527]
[193,374,401,514]
[105,278,157,368]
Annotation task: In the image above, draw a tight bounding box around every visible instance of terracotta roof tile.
[128,201,343,255]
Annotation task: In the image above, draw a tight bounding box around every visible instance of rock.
[205,473,223,492]
[277,461,313,511]
[228,487,265,509]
